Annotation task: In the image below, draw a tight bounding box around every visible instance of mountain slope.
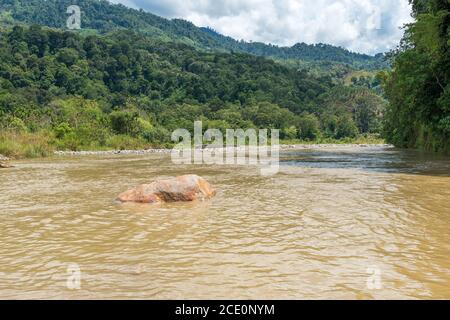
[0,24,385,157]
[0,0,387,69]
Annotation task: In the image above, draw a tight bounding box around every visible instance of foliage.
[382,0,450,153]
[0,23,387,157]
[0,130,54,158]
[0,0,387,69]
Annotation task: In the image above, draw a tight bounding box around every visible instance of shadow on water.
[281,147,450,177]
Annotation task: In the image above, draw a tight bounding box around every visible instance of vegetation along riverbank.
[0,0,448,160]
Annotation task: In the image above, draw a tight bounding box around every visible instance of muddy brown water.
[0,146,449,299]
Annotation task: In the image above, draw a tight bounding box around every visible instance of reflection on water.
[282,147,450,176]
[0,146,449,299]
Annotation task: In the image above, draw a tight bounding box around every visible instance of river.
[0,145,449,299]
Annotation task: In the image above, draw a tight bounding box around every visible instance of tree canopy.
[382,0,450,152]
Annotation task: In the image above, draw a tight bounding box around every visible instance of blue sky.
[111,0,413,55]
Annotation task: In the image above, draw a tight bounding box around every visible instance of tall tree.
[382,0,450,152]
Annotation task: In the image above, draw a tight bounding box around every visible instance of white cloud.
[111,0,413,55]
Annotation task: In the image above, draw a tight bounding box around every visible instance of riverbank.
[2,143,393,160]
[0,130,386,159]
[52,143,393,157]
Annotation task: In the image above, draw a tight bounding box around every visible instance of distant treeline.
[0,0,387,69]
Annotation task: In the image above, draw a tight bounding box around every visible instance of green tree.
[336,115,359,139]
[383,0,450,152]
[297,114,320,140]
[110,109,140,136]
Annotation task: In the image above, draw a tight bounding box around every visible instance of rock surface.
[0,162,13,168]
[116,175,216,204]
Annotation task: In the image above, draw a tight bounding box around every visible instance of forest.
[0,0,448,158]
[0,24,385,158]
[382,0,450,152]
[0,0,387,69]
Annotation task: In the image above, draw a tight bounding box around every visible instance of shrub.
[0,131,54,159]
[297,114,320,140]
[105,135,147,150]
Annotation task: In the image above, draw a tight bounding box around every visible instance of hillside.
[0,0,387,70]
[0,25,385,157]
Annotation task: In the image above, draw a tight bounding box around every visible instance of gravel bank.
[54,149,173,156]
[280,143,393,150]
[53,144,393,157]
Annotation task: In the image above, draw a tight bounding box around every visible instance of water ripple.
[1,148,449,299]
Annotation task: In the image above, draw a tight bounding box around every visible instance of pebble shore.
[279,143,393,150]
[53,149,173,156]
[53,144,393,157]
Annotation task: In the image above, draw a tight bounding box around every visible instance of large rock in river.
[116,175,216,204]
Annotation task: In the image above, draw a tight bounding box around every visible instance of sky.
[111,0,414,55]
